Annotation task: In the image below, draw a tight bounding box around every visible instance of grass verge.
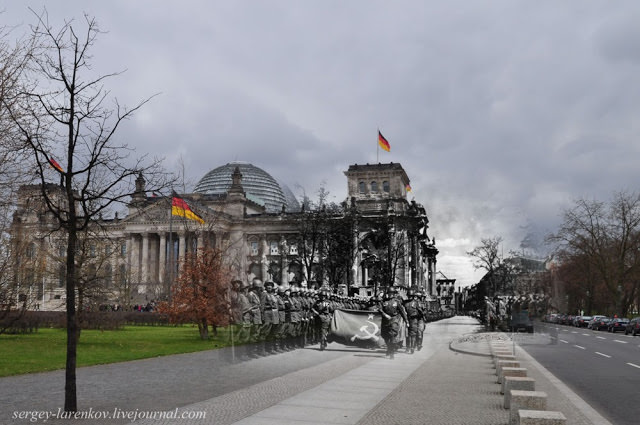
[0,325,233,377]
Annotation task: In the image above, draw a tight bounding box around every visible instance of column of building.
[260,235,268,281]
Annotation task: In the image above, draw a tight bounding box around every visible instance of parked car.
[593,317,611,331]
[625,317,640,336]
[608,317,630,333]
[587,315,606,330]
[575,316,592,327]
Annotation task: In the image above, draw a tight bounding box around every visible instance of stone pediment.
[124,200,171,224]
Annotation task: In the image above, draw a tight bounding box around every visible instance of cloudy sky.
[4,1,640,286]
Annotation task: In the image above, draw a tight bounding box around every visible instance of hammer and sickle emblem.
[351,315,380,342]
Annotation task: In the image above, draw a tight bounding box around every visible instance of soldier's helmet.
[252,279,264,289]
[407,288,416,297]
[264,281,275,289]
[290,286,298,294]
[387,286,398,294]
[277,285,285,295]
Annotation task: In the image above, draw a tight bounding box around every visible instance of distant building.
[10,161,438,310]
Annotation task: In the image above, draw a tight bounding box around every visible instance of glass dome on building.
[194,161,300,213]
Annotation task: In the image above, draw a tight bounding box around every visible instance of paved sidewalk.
[133,317,613,425]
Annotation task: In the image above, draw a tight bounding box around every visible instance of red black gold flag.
[172,196,205,224]
[378,131,391,152]
[49,158,64,173]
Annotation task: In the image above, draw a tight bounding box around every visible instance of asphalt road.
[519,321,640,425]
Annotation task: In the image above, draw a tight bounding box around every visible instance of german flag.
[406,184,412,192]
[172,196,205,224]
[378,131,390,152]
[49,158,64,173]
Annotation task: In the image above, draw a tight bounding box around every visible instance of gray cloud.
[5,0,640,284]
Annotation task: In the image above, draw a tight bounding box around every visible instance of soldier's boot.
[389,343,395,360]
[409,336,415,354]
[259,340,269,356]
[416,335,423,351]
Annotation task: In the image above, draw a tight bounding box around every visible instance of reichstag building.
[11,161,439,311]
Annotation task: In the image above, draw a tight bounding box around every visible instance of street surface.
[519,321,640,425]
[0,317,623,425]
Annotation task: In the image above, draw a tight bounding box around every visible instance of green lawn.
[0,325,234,377]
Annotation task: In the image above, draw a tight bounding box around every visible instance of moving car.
[510,311,534,333]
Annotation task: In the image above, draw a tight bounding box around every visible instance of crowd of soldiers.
[482,294,538,331]
[229,279,432,360]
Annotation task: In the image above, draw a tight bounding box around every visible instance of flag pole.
[168,192,174,299]
[376,129,379,163]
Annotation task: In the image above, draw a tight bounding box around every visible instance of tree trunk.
[198,318,209,340]
[64,226,78,412]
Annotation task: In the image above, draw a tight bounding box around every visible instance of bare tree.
[3,12,172,412]
[467,236,504,296]
[548,192,640,316]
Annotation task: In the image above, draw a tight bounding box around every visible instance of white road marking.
[595,352,611,358]
[596,336,606,340]
[582,333,590,336]
[560,339,569,344]
[627,362,640,369]
[574,345,585,350]
[613,340,628,344]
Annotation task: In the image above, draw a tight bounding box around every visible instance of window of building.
[359,181,366,193]
[89,244,97,258]
[383,181,390,192]
[26,243,36,259]
[105,244,112,257]
[270,241,279,255]
[120,242,127,257]
[250,241,259,256]
[289,244,298,255]
[370,181,378,192]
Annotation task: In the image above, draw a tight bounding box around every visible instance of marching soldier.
[311,287,334,350]
[416,290,427,351]
[379,286,408,359]
[403,288,424,354]
[288,287,302,349]
[274,286,287,352]
[260,281,280,354]
[247,279,264,357]
[229,280,252,358]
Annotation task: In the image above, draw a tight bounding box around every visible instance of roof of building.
[193,161,300,213]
